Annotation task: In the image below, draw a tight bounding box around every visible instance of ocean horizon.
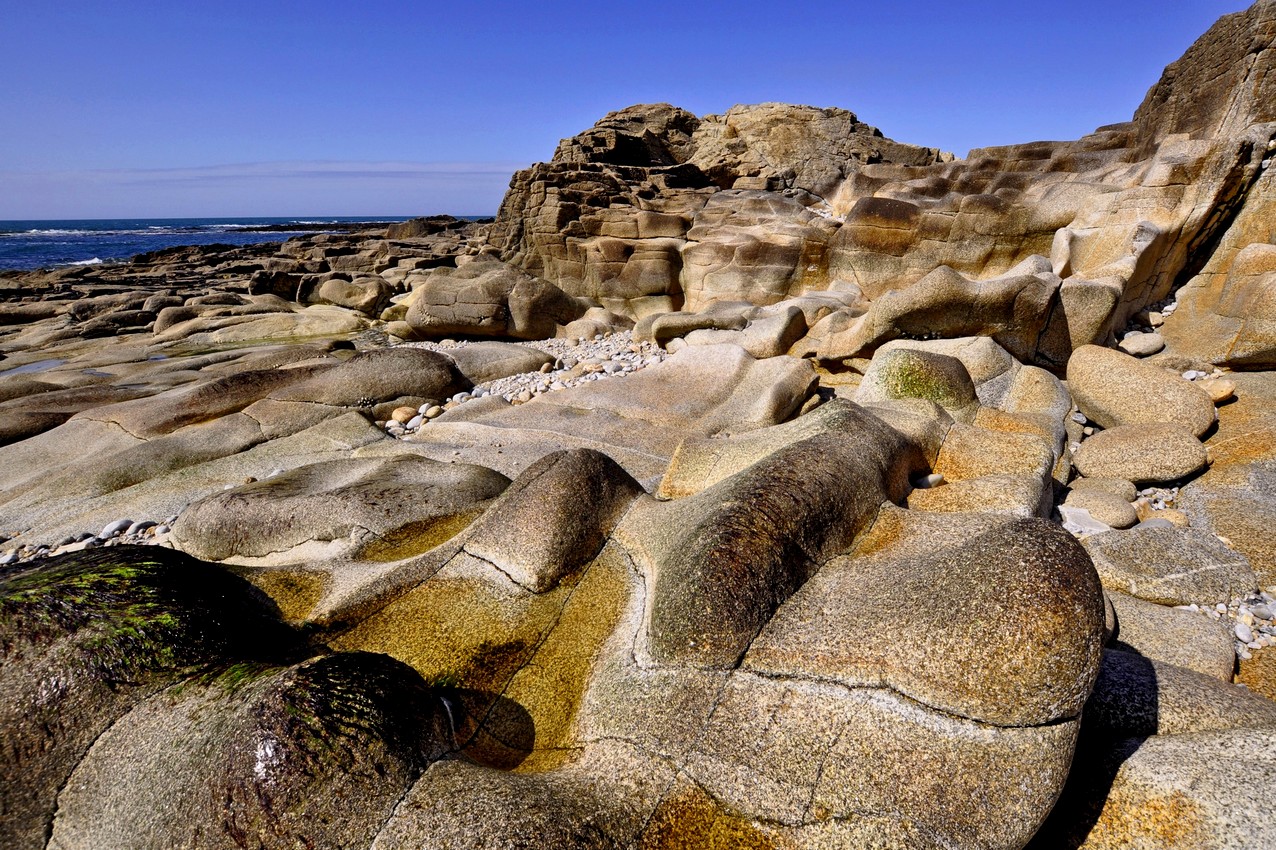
[0,216,489,273]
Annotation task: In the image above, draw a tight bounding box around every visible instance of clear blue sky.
[0,0,1252,219]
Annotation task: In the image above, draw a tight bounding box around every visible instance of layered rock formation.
[3,3,1276,849]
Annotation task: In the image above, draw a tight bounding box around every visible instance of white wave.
[67,257,104,266]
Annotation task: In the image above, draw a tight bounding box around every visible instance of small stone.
[390,405,417,424]
[1199,377,1235,403]
[1237,623,1256,643]
[0,552,17,566]
[1147,508,1191,528]
[911,472,945,489]
[1117,331,1165,356]
[539,362,552,373]
[406,414,424,429]
[99,519,134,539]
[1058,505,1113,536]
[126,520,157,536]
[424,405,443,418]
[153,525,171,536]
[1063,488,1138,529]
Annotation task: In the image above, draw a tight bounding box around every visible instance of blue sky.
[0,0,1251,219]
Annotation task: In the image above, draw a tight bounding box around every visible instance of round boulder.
[1067,344,1216,437]
[1073,423,1208,485]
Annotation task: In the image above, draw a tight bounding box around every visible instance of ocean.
[0,217,414,273]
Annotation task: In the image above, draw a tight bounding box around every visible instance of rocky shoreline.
[4,3,1276,849]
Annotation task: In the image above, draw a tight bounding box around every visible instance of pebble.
[0,512,182,568]
[1183,590,1276,656]
[911,472,945,489]
[1199,377,1235,403]
[99,518,134,539]
[1117,331,1166,357]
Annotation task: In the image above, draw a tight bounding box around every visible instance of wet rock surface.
[4,4,1276,848]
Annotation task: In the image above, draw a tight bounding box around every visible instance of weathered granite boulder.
[404,257,588,339]
[1068,345,1217,436]
[1083,526,1257,605]
[172,454,510,565]
[1073,422,1209,484]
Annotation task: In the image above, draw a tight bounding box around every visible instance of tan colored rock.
[1084,648,1276,737]
[1073,422,1208,484]
[316,275,392,316]
[1199,376,1236,402]
[811,261,1061,364]
[1067,344,1216,437]
[171,454,510,565]
[680,191,837,310]
[854,347,978,420]
[1036,727,1276,850]
[1083,525,1256,605]
[746,518,1104,727]
[907,472,1047,517]
[404,257,587,340]
[1064,487,1138,529]
[1106,590,1236,680]
[1069,476,1138,502]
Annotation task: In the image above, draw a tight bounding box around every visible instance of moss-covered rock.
[0,546,308,849]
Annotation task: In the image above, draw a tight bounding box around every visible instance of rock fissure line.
[736,666,1082,732]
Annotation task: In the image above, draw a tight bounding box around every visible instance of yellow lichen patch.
[1238,647,1276,702]
[329,569,567,691]
[847,506,911,559]
[1085,788,1207,848]
[933,424,1053,483]
[640,785,783,850]
[351,509,485,562]
[496,546,632,765]
[1205,496,1276,585]
[229,565,327,623]
[972,406,1055,443]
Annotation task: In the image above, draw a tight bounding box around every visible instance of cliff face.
[482,1,1276,371]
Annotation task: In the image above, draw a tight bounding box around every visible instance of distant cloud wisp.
[0,160,529,218]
